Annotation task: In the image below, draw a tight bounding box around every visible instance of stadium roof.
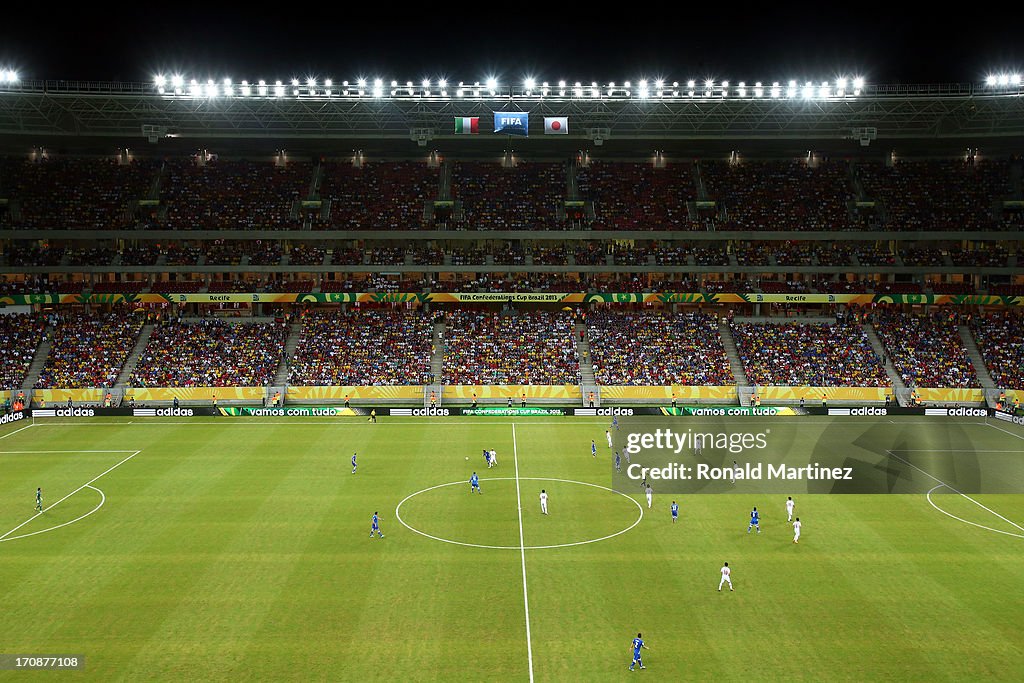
[0,78,1022,151]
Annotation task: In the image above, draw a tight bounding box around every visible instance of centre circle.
[394,477,644,550]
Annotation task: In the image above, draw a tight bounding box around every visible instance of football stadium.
[1,34,1024,680]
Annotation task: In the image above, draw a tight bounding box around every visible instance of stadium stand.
[35,312,143,388]
[586,310,734,385]
[443,310,580,384]
[0,313,47,389]
[731,321,890,386]
[702,160,852,231]
[287,310,432,385]
[576,162,697,230]
[873,310,979,388]
[452,162,565,230]
[969,312,1024,390]
[1,157,157,229]
[130,319,287,387]
[160,159,308,230]
[856,159,1009,231]
[319,162,438,230]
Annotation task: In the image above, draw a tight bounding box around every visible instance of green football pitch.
[1,415,1023,681]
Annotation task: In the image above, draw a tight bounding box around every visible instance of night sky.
[1,10,1019,85]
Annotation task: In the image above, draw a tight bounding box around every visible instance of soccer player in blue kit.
[370,511,384,538]
[614,451,621,472]
[748,506,760,533]
[470,472,481,494]
[591,440,597,458]
[612,414,619,431]
[629,632,648,671]
[351,453,357,474]
[671,501,679,523]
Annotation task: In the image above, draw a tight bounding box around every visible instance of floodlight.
[802,81,814,99]
[986,75,998,86]
[422,79,431,89]
[998,74,1010,86]
[154,74,165,86]
[275,80,285,97]
[171,75,184,88]
[1012,74,1022,85]
[241,80,251,96]
[852,77,865,89]
[486,77,497,90]
[524,77,535,90]
[358,78,367,87]
[438,78,447,88]
[836,77,847,89]
[657,79,666,89]
[7,70,17,83]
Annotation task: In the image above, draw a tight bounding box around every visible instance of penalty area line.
[926,485,1024,539]
[886,450,1024,536]
[0,485,106,543]
[0,449,142,542]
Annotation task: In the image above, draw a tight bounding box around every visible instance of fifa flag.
[454,117,479,134]
[544,117,569,135]
[494,111,529,136]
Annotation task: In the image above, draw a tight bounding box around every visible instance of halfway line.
[512,423,535,683]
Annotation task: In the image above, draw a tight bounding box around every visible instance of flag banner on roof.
[454,117,479,134]
[493,111,529,136]
[544,117,569,134]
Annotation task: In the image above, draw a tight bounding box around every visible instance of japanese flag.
[544,117,568,134]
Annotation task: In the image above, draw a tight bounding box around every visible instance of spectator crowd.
[731,321,890,386]
[130,319,288,387]
[288,310,433,385]
[443,310,580,384]
[586,310,734,385]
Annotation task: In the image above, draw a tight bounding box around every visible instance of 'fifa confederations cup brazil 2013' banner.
[494,111,529,136]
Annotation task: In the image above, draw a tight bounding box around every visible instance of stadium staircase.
[115,323,156,387]
[959,326,996,390]
[719,322,749,388]
[863,323,907,393]
[430,321,445,382]
[21,327,53,390]
[575,323,595,385]
[273,321,303,386]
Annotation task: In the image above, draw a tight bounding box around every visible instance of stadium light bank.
[148,72,875,101]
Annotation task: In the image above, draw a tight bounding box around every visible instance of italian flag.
[454,117,479,134]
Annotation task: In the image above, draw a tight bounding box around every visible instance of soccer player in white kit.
[489,449,497,467]
[645,484,653,509]
[730,460,738,484]
[694,434,703,457]
[540,489,549,515]
[718,562,734,591]
[793,517,801,543]
[786,496,795,522]
[606,429,613,448]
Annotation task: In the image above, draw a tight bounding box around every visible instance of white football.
[465,456,469,460]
